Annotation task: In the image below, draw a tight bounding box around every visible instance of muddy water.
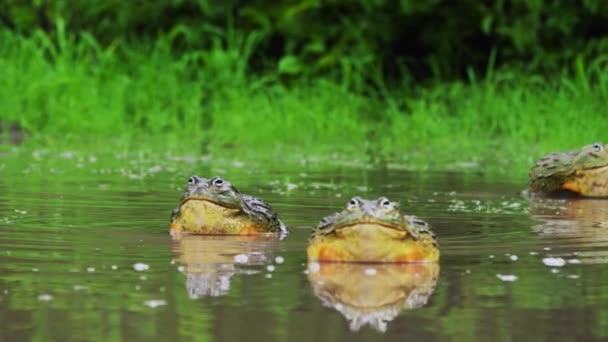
[1,150,607,341]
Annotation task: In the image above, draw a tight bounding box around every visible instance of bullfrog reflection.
[307,262,439,333]
[529,198,608,263]
[172,234,281,298]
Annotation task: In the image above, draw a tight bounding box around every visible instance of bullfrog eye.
[380,198,391,207]
[213,177,224,187]
[593,142,603,152]
[347,197,360,209]
[188,176,197,186]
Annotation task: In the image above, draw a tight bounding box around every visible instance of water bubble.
[111,265,118,270]
[177,266,185,272]
[133,263,149,271]
[87,267,95,273]
[496,274,518,282]
[274,256,284,264]
[308,262,320,273]
[38,294,53,301]
[73,285,88,291]
[286,183,298,191]
[566,274,580,279]
[567,259,581,264]
[144,299,167,308]
[542,257,566,267]
[364,268,377,276]
[266,265,276,272]
[265,274,272,279]
[234,254,249,264]
[510,255,518,261]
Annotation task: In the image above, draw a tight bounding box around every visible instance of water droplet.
[542,257,566,267]
[38,294,53,301]
[496,274,518,282]
[234,254,249,264]
[144,299,167,308]
[308,262,320,273]
[133,263,149,271]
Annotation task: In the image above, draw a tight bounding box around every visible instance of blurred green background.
[1,0,608,163]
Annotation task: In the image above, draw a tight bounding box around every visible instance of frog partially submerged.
[170,176,287,235]
[307,197,439,263]
[529,142,608,197]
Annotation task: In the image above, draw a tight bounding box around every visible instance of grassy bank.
[1,28,608,169]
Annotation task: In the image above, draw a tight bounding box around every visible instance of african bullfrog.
[307,196,439,263]
[170,176,287,235]
[529,142,608,197]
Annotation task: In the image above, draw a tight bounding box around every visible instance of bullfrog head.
[529,142,608,197]
[170,176,287,235]
[307,197,439,263]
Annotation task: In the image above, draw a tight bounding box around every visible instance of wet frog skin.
[529,142,608,197]
[170,176,287,235]
[307,197,439,263]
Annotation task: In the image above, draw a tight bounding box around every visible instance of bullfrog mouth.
[333,221,408,239]
[580,164,608,172]
[180,196,241,210]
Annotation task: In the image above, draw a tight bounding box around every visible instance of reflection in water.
[307,262,439,333]
[172,235,280,298]
[529,198,608,263]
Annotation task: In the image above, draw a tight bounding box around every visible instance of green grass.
[1,27,608,171]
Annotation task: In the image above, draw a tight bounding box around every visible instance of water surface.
[1,150,607,341]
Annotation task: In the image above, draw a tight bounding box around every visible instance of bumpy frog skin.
[170,176,287,235]
[307,197,439,263]
[529,142,608,197]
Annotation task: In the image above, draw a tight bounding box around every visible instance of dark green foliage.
[2,0,608,82]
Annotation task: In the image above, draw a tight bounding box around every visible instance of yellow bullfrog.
[529,142,608,197]
[307,197,439,263]
[170,176,287,235]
